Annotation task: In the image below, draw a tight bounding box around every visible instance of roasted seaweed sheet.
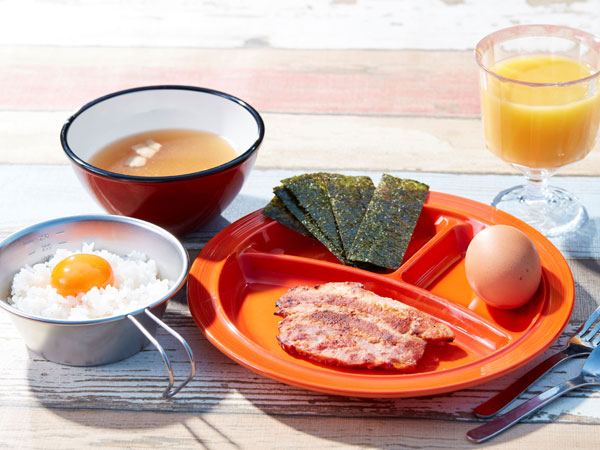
[263,196,311,237]
[324,174,375,255]
[262,172,428,271]
[274,186,347,263]
[281,173,346,261]
[348,174,429,270]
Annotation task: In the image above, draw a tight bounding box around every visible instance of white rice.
[7,243,172,321]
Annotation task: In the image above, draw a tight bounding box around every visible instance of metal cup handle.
[127,308,196,398]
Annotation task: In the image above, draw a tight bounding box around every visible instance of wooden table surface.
[2,1,600,449]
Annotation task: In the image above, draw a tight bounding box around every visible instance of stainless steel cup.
[0,215,194,398]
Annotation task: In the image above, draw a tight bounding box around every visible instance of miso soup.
[90,129,238,177]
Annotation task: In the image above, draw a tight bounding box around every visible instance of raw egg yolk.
[50,254,114,297]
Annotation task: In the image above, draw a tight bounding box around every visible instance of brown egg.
[465,225,542,309]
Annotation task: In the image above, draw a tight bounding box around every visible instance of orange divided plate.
[188,191,574,398]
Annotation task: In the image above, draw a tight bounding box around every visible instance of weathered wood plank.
[0,47,479,116]
[0,0,598,50]
[1,166,599,257]
[1,407,599,450]
[2,309,599,422]
[2,111,600,176]
[1,166,600,426]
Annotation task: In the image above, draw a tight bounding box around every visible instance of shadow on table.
[25,306,231,431]
[559,216,600,259]
[178,192,267,261]
[234,279,597,447]
[21,196,267,435]
[229,218,599,447]
[569,261,600,323]
[24,306,593,447]
[22,193,598,445]
[557,216,600,322]
[236,355,597,448]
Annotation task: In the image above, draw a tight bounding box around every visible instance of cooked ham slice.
[275,282,454,371]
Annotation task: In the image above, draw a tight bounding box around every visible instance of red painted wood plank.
[0,48,480,117]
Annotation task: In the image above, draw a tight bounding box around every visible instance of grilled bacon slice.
[275,282,454,371]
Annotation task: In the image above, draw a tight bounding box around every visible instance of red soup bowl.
[61,86,265,235]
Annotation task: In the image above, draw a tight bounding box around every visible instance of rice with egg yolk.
[7,243,171,320]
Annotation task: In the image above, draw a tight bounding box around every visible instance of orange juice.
[481,55,600,169]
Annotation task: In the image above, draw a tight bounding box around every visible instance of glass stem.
[524,174,549,200]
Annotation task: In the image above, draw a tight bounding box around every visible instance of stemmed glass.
[476,25,600,236]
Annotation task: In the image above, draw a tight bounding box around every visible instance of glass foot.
[492,184,588,237]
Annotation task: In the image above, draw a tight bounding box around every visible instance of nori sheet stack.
[273,185,347,264]
[262,196,311,237]
[281,173,346,262]
[324,174,375,255]
[347,174,429,269]
[261,173,428,271]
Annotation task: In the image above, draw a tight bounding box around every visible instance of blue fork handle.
[474,351,574,418]
[467,374,587,443]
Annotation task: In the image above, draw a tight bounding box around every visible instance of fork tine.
[592,333,600,347]
[582,319,600,342]
[576,305,600,339]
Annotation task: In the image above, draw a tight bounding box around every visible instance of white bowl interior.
[66,88,261,162]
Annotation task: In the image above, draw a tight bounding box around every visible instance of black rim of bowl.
[60,85,265,183]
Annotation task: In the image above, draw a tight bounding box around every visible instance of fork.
[467,341,600,443]
[474,305,600,418]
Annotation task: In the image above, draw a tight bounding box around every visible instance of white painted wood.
[1,166,599,426]
[4,111,600,176]
[1,165,599,256]
[0,289,598,419]
[0,0,598,50]
[0,274,599,427]
[1,407,598,449]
